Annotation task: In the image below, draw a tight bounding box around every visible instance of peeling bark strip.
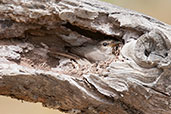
[0,0,170,114]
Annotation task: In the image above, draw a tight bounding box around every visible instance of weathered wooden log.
[0,0,170,113]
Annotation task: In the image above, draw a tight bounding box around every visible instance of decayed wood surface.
[0,0,170,114]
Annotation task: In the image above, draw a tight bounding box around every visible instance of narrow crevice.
[82,77,116,104]
[143,85,170,97]
[117,99,144,114]
[62,22,123,42]
[82,78,144,114]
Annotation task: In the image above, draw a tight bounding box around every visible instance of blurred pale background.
[0,0,171,114]
[0,96,64,114]
[102,0,171,24]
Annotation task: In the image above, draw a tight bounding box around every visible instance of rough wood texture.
[0,0,170,114]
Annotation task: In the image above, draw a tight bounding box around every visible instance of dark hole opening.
[144,49,151,57]
[164,53,168,57]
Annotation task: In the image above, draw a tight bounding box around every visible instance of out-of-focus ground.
[102,0,171,25]
[0,0,170,114]
[0,96,65,114]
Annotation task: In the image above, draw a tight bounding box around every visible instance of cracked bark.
[0,0,171,114]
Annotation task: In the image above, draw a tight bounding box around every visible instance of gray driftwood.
[0,0,171,114]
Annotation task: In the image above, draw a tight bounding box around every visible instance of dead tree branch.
[0,0,170,113]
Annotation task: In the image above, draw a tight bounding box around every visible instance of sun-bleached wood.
[0,0,170,113]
